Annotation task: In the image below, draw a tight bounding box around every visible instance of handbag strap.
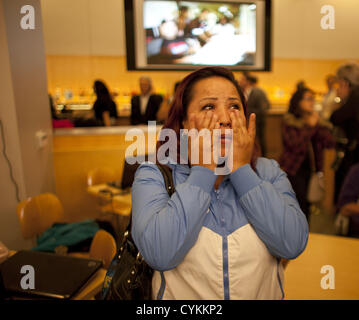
[156,163,175,196]
[125,163,175,236]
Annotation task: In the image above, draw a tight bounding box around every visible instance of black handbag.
[101,163,175,300]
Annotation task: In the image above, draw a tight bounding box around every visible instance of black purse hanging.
[101,163,175,300]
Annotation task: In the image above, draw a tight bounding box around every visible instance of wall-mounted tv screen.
[125,0,271,71]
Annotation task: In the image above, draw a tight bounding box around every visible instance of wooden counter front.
[53,126,160,223]
[284,233,359,300]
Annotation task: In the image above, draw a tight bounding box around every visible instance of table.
[87,184,132,216]
[284,232,359,299]
[87,184,132,237]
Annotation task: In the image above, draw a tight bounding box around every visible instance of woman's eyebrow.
[199,97,241,102]
[199,97,217,102]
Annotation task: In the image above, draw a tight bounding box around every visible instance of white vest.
[152,223,284,300]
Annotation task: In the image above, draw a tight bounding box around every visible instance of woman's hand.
[187,111,219,172]
[339,203,359,217]
[229,110,256,172]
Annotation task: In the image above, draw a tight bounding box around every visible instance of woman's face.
[182,76,245,156]
[299,91,315,114]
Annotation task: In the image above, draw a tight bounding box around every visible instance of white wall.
[41,0,359,59]
[0,0,31,250]
[273,0,359,59]
[0,0,56,250]
[41,0,126,56]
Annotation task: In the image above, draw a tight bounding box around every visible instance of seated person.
[337,163,359,237]
[49,93,74,128]
[130,77,163,125]
[93,80,118,126]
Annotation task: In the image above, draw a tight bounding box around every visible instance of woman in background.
[93,80,118,126]
[279,87,335,221]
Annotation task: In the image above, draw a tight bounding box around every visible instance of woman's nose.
[216,108,231,127]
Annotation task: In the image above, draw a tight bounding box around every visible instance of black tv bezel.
[125,0,272,72]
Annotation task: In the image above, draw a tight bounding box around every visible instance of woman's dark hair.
[296,80,306,91]
[174,81,181,93]
[94,80,112,102]
[157,66,259,170]
[288,87,314,118]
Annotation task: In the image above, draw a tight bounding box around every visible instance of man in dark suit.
[130,77,163,125]
[330,63,359,203]
[239,72,270,157]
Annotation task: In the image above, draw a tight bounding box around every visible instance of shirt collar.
[172,163,230,181]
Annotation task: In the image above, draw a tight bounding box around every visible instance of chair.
[89,229,117,269]
[70,230,117,269]
[87,167,123,235]
[16,193,65,239]
[17,193,116,269]
[87,167,117,187]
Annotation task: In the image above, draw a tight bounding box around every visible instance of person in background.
[186,9,211,46]
[130,77,163,125]
[321,74,338,120]
[157,81,181,124]
[131,67,308,300]
[296,80,307,92]
[211,15,235,37]
[279,87,335,221]
[93,80,118,127]
[49,93,74,129]
[330,63,359,203]
[177,6,190,38]
[239,72,270,157]
[336,163,359,238]
[49,94,58,119]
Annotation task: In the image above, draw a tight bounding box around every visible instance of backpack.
[101,164,175,300]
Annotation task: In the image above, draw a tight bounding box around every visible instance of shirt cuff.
[230,164,262,197]
[186,166,217,194]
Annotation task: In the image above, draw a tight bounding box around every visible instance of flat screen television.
[125,0,272,71]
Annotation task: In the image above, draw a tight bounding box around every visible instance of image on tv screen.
[143,0,257,66]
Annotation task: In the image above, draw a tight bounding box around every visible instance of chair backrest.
[16,193,65,239]
[89,230,117,269]
[87,168,117,187]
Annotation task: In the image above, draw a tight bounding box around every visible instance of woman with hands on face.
[131,67,308,300]
[185,101,256,175]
